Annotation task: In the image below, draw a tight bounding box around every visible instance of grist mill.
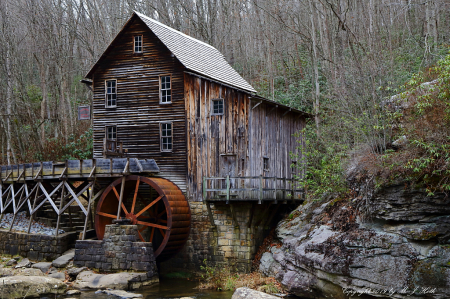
[0,11,309,273]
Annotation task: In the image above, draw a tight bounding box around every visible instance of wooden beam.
[282,108,292,117]
[252,100,263,110]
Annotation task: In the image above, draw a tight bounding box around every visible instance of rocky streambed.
[259,182,450,299]
[0,249,158,298]
[0,211,64,235]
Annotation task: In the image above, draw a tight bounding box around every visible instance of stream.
[42,278,301,299]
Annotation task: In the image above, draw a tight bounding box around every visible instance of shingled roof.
[85,11,256,93]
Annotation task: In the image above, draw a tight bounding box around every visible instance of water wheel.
[95,175,190,260]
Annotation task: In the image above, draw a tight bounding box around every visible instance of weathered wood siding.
[185,74,305,201]
[91,16,187,191]
[247,100,304,181]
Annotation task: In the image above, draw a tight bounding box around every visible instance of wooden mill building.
[81,11,309,271]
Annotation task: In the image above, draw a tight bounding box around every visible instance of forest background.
[0,0,449,196]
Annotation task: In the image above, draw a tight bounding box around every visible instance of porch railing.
[202,176,304,204]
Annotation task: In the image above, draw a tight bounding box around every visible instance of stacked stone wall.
[74,224,157,278]
[0,230,77,261]
[162,202,274,273]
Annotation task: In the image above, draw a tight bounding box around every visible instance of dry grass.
[198,270,285,294]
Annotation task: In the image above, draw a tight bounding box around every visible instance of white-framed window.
[263,157,269,171]
[211,98,224,115]
[160,122,173,152]
[160,75,171,104]
[134,35,142,53]
[105,80,117,107]
[106,126,117,140]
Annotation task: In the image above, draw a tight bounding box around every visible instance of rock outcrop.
[0,275,67,298]
[260,184,450,299]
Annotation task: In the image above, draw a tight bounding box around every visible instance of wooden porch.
[202,176,304,204]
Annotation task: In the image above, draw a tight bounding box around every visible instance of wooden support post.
[116,175,126,220]
[226,175,230,204]
[247,203,256,228]
[273,177,277,204]
[82,182,94,240]
[259,175,263,204]
[9,212,17,232]
[55,183,65,237]
[229,203,240,229]
[27,184,39,234]
[206,201,216,229]
[202,176,207,202]
[89,183,95,231]
[283,178,287,204]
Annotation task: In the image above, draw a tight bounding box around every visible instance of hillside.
[259,53,450,298]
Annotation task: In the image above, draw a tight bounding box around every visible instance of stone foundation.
[74,224,157,278]
[161,201,282,273]
[0,230,77,261]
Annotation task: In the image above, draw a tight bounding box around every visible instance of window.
[134,36,142,53]
[106,126,117,140]
[212,99,224,115]
[263,157,269,171]
[105,80,117,107]
[160,76,171,103]
[160,122,172,151]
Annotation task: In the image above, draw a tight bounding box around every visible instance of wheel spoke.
[139,226,147,232]
[136,220,167,230]
[157,209,166,218]
[131,177,140,214]
[150,227,155,242]
[159,219,167,223]
[97,211,117,219]
[137,230,145,242]
[135,195,163,217]
[159,228,166,238]
[112,186,129,215]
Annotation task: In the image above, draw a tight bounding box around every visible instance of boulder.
[49,272,66,281]
[73,270,156,290]
[232,287,280,299]
[52,251,75,268]
[5,259,16,266]
[67,266,87,278]
[0,275,67,298]
[66,290,81,295]
[15,258,32,268]
[0,267,44,277]
[31,262,52,274]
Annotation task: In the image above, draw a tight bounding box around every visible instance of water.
[50,278,301,299]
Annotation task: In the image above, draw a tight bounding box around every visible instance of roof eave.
[249,95,313,118]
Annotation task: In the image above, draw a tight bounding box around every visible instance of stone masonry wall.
[161,202,274,273]
[0,230,77,261]
[74,224,157,278]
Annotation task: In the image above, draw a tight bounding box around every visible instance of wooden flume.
[0,158,191,260]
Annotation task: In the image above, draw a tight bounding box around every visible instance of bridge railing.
[202,176,304,204]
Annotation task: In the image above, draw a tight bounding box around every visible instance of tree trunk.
[309,0,320,133]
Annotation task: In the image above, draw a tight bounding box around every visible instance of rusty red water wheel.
[95,176,190,260]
